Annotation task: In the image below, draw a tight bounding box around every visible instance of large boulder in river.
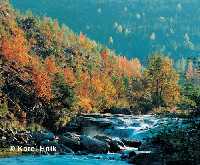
[122,139,142,148]
[94,135,125,153]
[62,132,80,140]
[128,152,159,165]
[94,135,112,143]
[128,150,137,158]
[109,139,125,153]
[80,135,110,154]
[59,133,81,152]
[59,144,74,154]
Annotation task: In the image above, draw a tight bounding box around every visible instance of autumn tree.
[1,27,30,66]
[63,67,76,87]
[185,59,200,85]
[75,72,93,112]
[90,73,117,110]
[32,68,52,102]
[101,49,109,61]
[130,58,142,78]
[145,54,180,108]
[45,56,58,74]
[79,32,95,51]
[79,32,86,43]
[186,61,194,80]
[117,56,141,78]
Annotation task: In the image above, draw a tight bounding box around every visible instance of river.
[0,115,187,165]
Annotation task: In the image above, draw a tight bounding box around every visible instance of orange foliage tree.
[79,32,95,51]
[101,49,109,61]
[63,67,76,86]
[79,32,86,42]
[90,73,117,110]
[117,56,141,78]
[75,72,93,112]
[130,58,142,78]
[1,27,30,66]
[45,56,58,74]
[78,97,93,113]
[32,68,52,102]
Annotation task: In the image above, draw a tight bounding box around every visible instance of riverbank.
[2,114,195,165]
[0,114,165,164]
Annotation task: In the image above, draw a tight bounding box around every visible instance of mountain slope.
[11,0,200,62]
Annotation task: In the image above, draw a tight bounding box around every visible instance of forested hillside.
[11,0,200,62]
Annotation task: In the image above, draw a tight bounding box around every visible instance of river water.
[0,115,187,165]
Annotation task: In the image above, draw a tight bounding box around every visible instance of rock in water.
[80,135,109,154]
[94,135,112,143]
[128,152,158,165]
[94,135,127,153]
[59,135,81,152]
[109,139,124,153]
[122,139,142,148]
[128,150,137,159]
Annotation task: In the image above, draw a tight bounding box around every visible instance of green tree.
[145,54,180,108]
[52,73,75,110]
[181,82,200,113]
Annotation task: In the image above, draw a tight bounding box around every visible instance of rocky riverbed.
[0,114,188,165]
